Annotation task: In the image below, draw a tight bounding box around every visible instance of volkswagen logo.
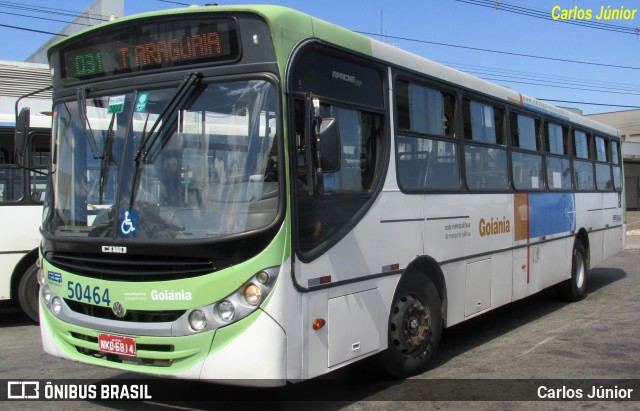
[112,301,126,318]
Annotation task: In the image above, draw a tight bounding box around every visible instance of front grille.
[47,252,218,281]
[65,299,185,323]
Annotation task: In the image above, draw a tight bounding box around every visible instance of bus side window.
[395,80,459,191]
[510,113,543,191]
[463,98,508,191]
[573,129,594,191]
[545,122,572,190]
[611,140,622,191]
[594,136,613,191]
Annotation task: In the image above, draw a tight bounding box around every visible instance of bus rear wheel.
[381,274,442,378]
[18,263,40,323]
[557,241,588,302]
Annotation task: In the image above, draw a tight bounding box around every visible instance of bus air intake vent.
[46,252,219,281]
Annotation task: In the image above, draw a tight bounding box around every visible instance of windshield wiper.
[135,72,202,163]
[128,72,202,211]
[98,111,117,203]
[77,86,101,159]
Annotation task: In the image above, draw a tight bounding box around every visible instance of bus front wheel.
[18,263,40,323]
[381,274,442,378]
[557,241,588,302]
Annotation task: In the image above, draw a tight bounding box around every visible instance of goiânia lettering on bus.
[150,289,192,301]
[479,216,511,237]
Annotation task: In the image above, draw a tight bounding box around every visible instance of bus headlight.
[256,270,270,285]
[181,267,279,333]
[244,284,262,306]
[51,296,63,316]
[217,300,235,322]
[188,309,207,331]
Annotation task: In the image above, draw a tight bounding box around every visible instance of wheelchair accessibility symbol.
[118,208,139,238]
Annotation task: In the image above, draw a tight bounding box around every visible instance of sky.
[0,0,638,115]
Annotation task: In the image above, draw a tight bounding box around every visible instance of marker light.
[188,309,207,331]
[244,284,262,306]
[37,266,45,286]
[313,319,326,330]
[51,296,63,316]
[217,300,235,322]
[42,285,53,304]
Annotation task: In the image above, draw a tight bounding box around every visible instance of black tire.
[557,241,588,302]
[381,273,442,378]
[18,263,40,323]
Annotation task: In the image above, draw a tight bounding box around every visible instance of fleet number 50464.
[67,281,111,306]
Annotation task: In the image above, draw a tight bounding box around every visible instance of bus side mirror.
[14,107,30,166]
[318,117,340,173]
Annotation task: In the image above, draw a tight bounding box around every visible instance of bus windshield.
[45,79,279,241]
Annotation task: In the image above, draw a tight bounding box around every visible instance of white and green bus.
[30,5,623,385]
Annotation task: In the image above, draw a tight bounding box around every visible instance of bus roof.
[47,5,618,137]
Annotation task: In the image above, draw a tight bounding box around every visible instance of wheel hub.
[390,294,431,355]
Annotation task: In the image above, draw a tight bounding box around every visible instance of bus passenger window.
[573,130,594,191]
[545,122,572,190]
[546,122,568,155]
[612,140,622,191]
[595,136,612,191]
[463,99,508,191]
[463,99,504,145]
[395,81,459,191]
[397,81,455,137]
[510,113,543,191]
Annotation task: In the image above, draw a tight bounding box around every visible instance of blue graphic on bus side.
[528,193,576,238]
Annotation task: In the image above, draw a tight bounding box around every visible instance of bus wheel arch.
[403,256,447,323]
[11,249,40,323]
[380,256,445,378]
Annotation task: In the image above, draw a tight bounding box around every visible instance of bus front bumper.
[40,300,287,386]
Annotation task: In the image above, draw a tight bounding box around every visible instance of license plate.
[98,333,137,357]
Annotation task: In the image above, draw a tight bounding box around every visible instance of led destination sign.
[60,18,239,82]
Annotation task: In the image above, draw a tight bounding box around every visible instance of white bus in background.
[0,60,51,322]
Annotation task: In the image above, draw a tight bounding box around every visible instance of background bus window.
[545,122,572,190]
[0,129,24,202]
[30,133,50,202]
[511,113,543,191]
[573,130,594,191]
